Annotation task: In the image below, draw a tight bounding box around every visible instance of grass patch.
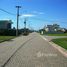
[52,38,67,50]
[45,33,67,36]
[0,36,15,43]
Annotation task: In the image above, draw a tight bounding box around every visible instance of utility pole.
[24,18,27,29]
[23,18,27,35]
[16,6,21,36]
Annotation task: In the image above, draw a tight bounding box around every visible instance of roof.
[0,20,13,24]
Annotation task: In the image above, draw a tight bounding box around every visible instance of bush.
[0,29,22,36]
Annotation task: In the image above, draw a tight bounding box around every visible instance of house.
[44,24,60,32]
[0,20,13,29]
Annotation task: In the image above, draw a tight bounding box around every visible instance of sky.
[0,0,67,30]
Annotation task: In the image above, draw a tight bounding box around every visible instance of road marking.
[36,51,57,58]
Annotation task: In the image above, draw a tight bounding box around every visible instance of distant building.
[60,28,66,32]
[44,24,60,32]
[0,20,13,29]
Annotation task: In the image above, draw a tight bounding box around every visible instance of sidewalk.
[0,33,33,67]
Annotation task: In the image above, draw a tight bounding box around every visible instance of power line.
[0,8,16,16]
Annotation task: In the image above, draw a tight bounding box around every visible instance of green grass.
[0,36,15,43]
[45,33,67,36]
[52,38,67,50]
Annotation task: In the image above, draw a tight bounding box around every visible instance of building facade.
[0,20,12,29]
[44,24,60,32]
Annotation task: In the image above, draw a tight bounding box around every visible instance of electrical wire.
[0,8,16,16]
[0,8,66,23]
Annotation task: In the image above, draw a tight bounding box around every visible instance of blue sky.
[0,0,67,30]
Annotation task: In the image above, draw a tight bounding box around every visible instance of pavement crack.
[1,37,34,67]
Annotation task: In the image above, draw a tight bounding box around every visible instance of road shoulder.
[40,35,67,58]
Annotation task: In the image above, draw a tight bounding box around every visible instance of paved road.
[0,32,67,67]
[0,33,34,67]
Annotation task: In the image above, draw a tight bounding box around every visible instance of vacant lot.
[0,36,15,43]
[52,38,67,50]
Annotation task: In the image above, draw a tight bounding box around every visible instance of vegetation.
[0,29,17,36]
[52,38,67,50]
[0,29,29,36]
[0,36,15,43]
[45,33,67,36]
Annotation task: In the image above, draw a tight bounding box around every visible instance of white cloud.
[20,14,35,18]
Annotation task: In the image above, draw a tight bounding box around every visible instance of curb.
[49,41,67,58]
